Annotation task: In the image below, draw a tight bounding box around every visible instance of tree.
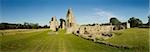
[43,25,49,28]
[16,24,23,29]
[24,22,30,29]
[128,17,143,27]
[110,17,121,25]
[23,22,39,29]
[0,22,44,29]
[29,23,39,29]
[0,23,7,29]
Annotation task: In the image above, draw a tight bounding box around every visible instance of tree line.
[110,16,150,28]
[1,16,149,30]
[0,22,50,30]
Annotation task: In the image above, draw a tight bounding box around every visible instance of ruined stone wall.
[78,25,114,34]
[74,25,114,41]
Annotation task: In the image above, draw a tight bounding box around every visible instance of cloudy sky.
[1,0,149,25]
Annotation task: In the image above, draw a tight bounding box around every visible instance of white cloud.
[93,8,117,18]
[95,11,117,18]
[77,8,119,24]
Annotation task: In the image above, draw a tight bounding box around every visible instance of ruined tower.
[49,16,59,31]
[66,8,75,28]
[66,8,77,33]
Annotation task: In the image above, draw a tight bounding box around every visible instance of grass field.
[106,28,149,52]
[0,28,149,52]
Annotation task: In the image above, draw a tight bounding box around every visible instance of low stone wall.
[78,25,114,34]
[73,33,133,49]
[73,25,134,49]
[95,41,131,49]
[73,25,114,41]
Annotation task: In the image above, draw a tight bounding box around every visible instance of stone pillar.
[59,18,66,29]
[49,16,59,31]
[66,8,77,33]
[126,22,130,28]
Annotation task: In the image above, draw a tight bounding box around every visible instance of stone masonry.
[49,16,59,31]
[66,8,77,33]
[74,24,114,42]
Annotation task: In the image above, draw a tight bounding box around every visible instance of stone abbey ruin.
[49,8,130,42]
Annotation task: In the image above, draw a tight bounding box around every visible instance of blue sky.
[1,0,149,26]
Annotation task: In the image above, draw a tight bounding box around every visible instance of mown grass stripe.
[1,28,148,52]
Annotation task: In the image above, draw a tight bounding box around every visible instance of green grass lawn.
[0,28,149,52]
[106,28,149,52]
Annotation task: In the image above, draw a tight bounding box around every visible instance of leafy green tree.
[110,17,121,25]
[23,22,31,29]
[16,24,23,29]
[0,22,45,29]
[0,23,7,29]
[128,17,143,27]
[43,25,49,28]
[29,23,39,29]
